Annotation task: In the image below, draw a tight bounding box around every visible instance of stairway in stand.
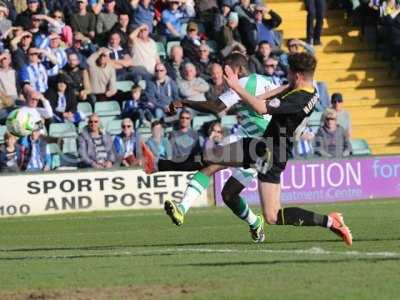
[268,0,400,155]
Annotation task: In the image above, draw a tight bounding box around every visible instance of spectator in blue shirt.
[19,129,51,172]
[169,109,200,161]
[19,47,57,94]
[253,4,282,47]
[113,118,143,167]
[146,120,172,161]
[122,83,151,128]
[161,0,193,40]
[146,62,180,121]
[131,0,155,33]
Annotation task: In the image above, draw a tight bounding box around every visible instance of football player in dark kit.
[217,52,353,245]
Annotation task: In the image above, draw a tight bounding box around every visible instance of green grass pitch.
[0,199,399,300]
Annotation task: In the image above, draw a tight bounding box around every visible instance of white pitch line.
[171,247,400,258]
[1,247,399,260]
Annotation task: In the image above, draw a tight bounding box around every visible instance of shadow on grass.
[1,237,399,253]
[179,256,400,267]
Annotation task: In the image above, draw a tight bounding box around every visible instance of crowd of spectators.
[0,0,356,173]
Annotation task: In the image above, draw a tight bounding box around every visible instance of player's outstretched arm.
[170,98,227,115]
[224,66,268,114]
[257,84,290,101]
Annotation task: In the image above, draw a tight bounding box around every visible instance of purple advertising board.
[214,155,400,206]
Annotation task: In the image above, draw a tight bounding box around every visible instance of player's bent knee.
[221,187,234,204]
[263,211,278,225]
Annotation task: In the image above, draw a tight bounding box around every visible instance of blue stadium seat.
[49,122,77,138]
[95,101,121,117]
[47,143,61,169]
[309,111,323,127]
[166,41,181,56]
[116,80,134,92]
[107,119,123,135]
[192,115,217,131]
[78,120,87,133]
[351,139,372,156]
[221,115,237,129]
[63,137,78,155]
[77,102,93,118]
[0,125,6,144]
[156,42,167,60]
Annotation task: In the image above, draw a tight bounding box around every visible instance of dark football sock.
[157,159,203,172]
[276,207,328,227]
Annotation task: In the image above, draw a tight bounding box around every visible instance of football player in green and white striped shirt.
[145,53,288,243]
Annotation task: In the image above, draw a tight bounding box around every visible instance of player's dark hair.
[224,52,249,75]
[258,40,270,48]
[151,120,163,129]
[288,52,317,77]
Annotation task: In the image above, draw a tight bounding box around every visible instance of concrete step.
[316,69,392,81]
[370,144,400,155]
[352,117,400,126]
[353,124,399,137]
[322,79,400,89]
[343,98,400,107]
[364,136,400,146]
[338,87,400,100]
[347,106,400,119]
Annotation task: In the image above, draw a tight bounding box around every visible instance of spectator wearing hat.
[45,73,82,124]
[178,62,209,103]
[78,113,115,168]
[19,47,57,94]
[254,4,282,47]
[129,23,159,81]
[130,0,155,34]
[331,92,352,138]
[0,52,19,99]
[305,0,326,45]
[219,11,242,49]
[107,31,133,81]
[15,0,43,30]
[86,47,117,101]
[18,127,51,171]
[70,0,96,40]
[248,40,271,74]
[62,52,91,102]
[180,21,203,63]
[165,45,188,81]
[96,0,118,38]
[113,118,143,167]
[314,108,352,158]
[10,29,33,70]
[161,0,194,40]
